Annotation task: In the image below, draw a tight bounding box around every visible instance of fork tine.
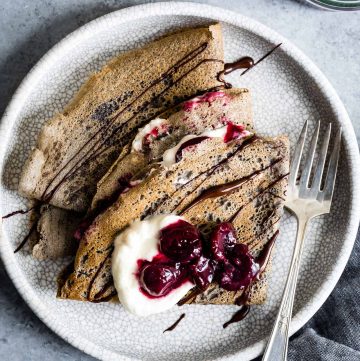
[321,127,342,202]
[309,123,331,197]
[299,120,320,194]
[288,120,308,187]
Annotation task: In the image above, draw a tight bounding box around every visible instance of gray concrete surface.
[0,1,359,360]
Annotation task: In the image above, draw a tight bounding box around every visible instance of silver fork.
[262,120,342,361]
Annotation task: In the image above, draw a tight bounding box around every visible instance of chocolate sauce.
[216,43,282,90]
[217,57,254,88]
[175,136,209,162]
[13,221,37,253]
[223,305,250,328]
[41,43,223,203]
[2,204,41,253]
[179,157,283,216]
[235,287,251,306]
[2,205,38,219]
[241,43,282,76]
[163,313,186,333]
[256,230,279,274]
[224,57,254,75]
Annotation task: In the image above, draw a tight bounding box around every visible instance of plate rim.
[1,2,359,361]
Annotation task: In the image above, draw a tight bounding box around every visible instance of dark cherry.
[229,244,257,287]
[139,263,182,297]
[190,256,216,290]
[175,136,209,162]
[211,222,237,261]
[160,220,202,263]
[224,122,246,143]
[230,243,251,267]
[211,223,257,291]
[218,261,249,291]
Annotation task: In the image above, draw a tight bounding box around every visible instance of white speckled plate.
[1,3,359,361]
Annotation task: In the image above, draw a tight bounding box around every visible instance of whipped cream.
[112,214,194,317]
[131,118,168,152]
[183,91,228,112]
[162,124,250,168]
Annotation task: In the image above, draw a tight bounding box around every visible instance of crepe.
[31,205,81,260]
[58,133,289,304]
[91,88,253,213]
[19,24,224,213]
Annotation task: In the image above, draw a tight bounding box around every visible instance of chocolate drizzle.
[13,221,37,254]
[217,57,254,88]
[2,205,38,219]
[256,230,279,275]
[179,156,284,216]
[223,305,250,328]
[163,313,186,333]
[2,204,41,253]
[216,43,282,89]
[241,43,282,76]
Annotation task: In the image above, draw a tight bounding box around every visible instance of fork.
[262,120,342,361]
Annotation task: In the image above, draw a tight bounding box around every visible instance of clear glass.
[306,0,360,10]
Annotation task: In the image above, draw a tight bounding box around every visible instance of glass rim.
[306,0,360,10]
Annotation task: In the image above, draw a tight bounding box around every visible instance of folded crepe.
[58,133,289,305]
[32,205,82,260]
[32,87,252,260]
[19,24,224,213]
[91,88,253,213]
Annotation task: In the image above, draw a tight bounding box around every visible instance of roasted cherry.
[139,263,182,297]
[210,222,237,261]
[160,220,202,263]
[230,244,257,286]
[190,256,216,290]
[218,261,250,291]
[230,244,251,267]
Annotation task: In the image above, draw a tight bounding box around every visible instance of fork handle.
[262,217,309,361]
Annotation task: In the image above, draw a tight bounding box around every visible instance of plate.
[1,3,359,361]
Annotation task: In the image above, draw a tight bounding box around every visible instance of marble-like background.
[0,1,359,360]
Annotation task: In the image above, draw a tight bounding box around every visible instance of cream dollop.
[131,118,168,152]
[112,214,194,317]
[162,124,250,168]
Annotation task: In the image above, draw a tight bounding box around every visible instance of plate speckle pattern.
[1,3,359,361]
